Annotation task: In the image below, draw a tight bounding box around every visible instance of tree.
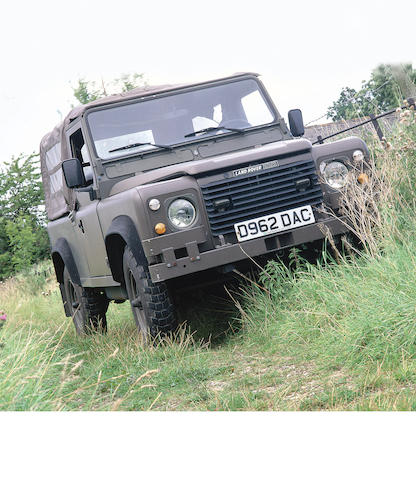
[116,73,145,92]
[0,153,49,277]
[72,73,145,105]
[0,153,45,220]
[327,63,416,121]
[5,215,43,273]
[72,78,103,105]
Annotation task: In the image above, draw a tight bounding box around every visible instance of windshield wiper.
[109,142,173,153]
[184,125,246,138]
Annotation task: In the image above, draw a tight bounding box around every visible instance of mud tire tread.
[123,247,177,337]
[63,267,108,335]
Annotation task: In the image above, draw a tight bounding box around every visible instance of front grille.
[199,158,323,236]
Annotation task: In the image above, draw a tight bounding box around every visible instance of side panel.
[47,215,90,281]
[72,193,112,278]
[98,188,149,283]
[98,188,149,240]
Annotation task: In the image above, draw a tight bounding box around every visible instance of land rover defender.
[40,72,369,337]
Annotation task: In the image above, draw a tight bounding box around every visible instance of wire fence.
[303,98,415,145]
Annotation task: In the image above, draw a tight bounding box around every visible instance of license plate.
[234,205,315,242]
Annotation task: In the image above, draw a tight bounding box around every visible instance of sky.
[0,0,415,164]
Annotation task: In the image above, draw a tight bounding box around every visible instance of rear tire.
[122,246,177,339]
[63,267,108,335]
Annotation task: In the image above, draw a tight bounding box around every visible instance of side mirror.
[288,109,305,137]
[62,158,86,188]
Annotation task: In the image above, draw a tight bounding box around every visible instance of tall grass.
[1,107,415,410]
[0,266,233,410]
[240,107,416,389]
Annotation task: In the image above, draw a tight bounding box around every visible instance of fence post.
[369,114,384,141]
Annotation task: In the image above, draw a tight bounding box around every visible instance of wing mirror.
[62,158,86,188]
[288,109,305,137]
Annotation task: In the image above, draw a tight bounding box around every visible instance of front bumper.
[146,216,349,283]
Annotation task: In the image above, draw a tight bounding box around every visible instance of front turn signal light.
[155,223,166,235]
[357,173,369,184]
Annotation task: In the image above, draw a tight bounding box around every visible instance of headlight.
[324,161,349,189]
[168,198,196,228]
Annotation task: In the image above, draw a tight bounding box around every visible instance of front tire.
[63,267,108,335]
[122,246,177,339]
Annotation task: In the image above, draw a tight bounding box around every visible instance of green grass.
[1,110,416,410]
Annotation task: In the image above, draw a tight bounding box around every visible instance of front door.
[66,124,111,279]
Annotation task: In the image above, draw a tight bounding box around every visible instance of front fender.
[105,215,147,283]
[311,136,369,163]
[311,136,370,210]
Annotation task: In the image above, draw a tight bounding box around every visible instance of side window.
[45,143,63,195]
[69,129,93,185]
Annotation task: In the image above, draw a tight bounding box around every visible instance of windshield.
[86,78,276,160]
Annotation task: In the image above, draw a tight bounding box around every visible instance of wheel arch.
[105,215,148,284]
[51,238,81,286]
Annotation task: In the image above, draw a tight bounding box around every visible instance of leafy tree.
[116,73,145,92]
[327,63,416,121]
[0,153,45,220]
[0,229,12,278]
[72,78,103,105]
[5,215,43,273]
[72,73,145,105]
[0,154,49,277]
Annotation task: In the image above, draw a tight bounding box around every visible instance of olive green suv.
[40,72,368,337]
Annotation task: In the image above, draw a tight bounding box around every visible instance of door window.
[69,129,93,184]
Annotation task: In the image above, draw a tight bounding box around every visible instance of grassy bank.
[0,108,415,410]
